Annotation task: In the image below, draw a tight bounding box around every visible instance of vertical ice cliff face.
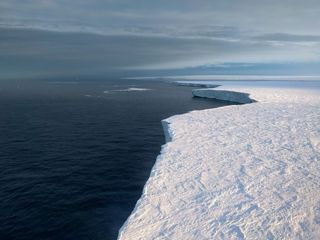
[118,86,320,240]
[192,89,254,103]
[161,120,173,143]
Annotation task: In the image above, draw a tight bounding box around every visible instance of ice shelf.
[118,85,320,240]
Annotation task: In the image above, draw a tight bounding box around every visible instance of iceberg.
[118,84,320,239]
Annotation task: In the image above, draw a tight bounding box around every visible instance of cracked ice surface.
[118,86,320,240]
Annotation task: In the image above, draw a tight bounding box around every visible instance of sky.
[1,0,320,79]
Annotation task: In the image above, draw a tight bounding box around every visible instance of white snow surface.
[118,85,320,240]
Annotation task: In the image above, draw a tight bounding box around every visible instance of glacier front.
[118,84,320,240]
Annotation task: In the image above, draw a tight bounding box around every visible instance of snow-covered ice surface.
[118,83,320,240]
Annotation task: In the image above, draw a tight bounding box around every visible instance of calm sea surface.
[0,79,234,240]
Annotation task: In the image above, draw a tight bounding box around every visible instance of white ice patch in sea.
[103,88,152,94]
[118,84,320,240]
[114,88,152,92]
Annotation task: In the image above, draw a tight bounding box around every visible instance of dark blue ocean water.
[0,79,234,240]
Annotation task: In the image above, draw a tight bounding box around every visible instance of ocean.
[0,79,234,240]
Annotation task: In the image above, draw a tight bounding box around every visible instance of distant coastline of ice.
[124,75,320,81]
[118,82,320,239]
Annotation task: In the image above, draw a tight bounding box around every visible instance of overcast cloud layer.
[1,0,320,78]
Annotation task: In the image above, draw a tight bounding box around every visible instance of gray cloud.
[1,0,320,35]
[1,0,320,78]
[1,27,319,79]
[254,33,320,43]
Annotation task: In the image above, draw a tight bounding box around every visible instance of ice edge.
[192,88,255,104]
[118,84,320,239]
[117,87,255,239]
[118,117,175,239]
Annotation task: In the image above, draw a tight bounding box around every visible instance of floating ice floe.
[104,87,152,93]
[114,87,152,92]
[119,84,320,240]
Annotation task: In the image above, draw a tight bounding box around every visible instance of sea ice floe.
[114,88,152,92]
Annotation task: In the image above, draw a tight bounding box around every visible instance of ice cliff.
[118,85,320,240]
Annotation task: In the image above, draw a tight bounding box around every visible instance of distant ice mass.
[174,82,220,88]
[119,84,320,239]
[114,88,152,92]
[125,75,320,81]
[102,88,151,94]
[193,89,254,104]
